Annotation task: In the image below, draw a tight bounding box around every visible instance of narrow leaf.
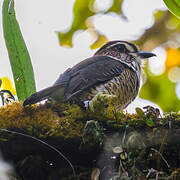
[163,0,180,18]
[2,0,36,101]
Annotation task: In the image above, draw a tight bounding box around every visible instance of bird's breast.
[80,69,140,110]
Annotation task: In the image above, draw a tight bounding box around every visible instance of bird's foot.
[87,92,118,112]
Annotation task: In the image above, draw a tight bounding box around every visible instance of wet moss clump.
[0,102,84,138]
[0,101,180,179]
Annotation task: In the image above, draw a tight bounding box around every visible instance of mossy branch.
[0,102,180,179]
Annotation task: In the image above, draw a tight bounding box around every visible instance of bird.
[23,40,156,110]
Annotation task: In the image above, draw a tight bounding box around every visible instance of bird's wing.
[23,56,132,106]
[65,56,130,100]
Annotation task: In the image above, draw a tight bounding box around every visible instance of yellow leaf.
[90,35,108,49]
[165,48,180,68]
[1,77,16,95]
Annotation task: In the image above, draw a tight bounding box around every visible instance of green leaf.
[163,0,180,18]
[90,34,108,49]
[2,0,36,101]
[139,71,180,112]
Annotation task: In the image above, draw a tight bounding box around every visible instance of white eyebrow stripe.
[107,42,136,52]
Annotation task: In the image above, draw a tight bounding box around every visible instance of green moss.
[0,102,84,139]
[0,101,179,142]
[1,102,180,179]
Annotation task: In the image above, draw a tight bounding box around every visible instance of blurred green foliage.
[2,0,36,101]
[137,11,180,112]
[58,0,125,48]
[58,0,180,112]
[139,70,180,112]
[58,0,96,47]
[163,0,180,18]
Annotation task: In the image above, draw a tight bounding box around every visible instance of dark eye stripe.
[112,42,138,53]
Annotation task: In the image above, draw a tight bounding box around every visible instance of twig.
[157,130,168,169]
[151,148,170,168]
[0,128,76,177]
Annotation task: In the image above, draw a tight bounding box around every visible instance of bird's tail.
[23,85,63,106]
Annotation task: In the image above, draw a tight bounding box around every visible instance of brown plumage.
[23,41,156,110]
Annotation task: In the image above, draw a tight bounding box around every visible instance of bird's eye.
[116,45,126,53]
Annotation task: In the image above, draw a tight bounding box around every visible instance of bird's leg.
[88,92,118,112]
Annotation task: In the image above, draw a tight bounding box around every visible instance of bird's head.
[94,41,156,67]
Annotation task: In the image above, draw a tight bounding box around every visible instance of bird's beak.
[137,51,156,59]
